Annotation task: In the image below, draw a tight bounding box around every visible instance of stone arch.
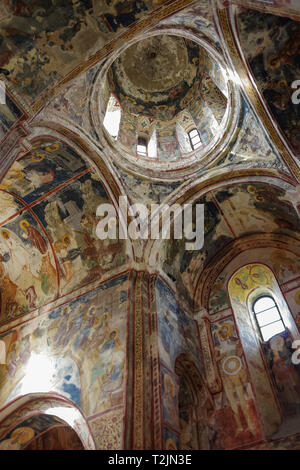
[174,353,214,450]
[0,392,96,450]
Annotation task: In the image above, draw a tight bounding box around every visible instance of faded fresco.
[105,34,229,163]
[161,365,179,431]
[0,89,24,141]
[156,277,204,373]
[161,192,234,306]
[0,273,130,419]
[228,263,300,438]
[237,10,300,155]
[209,247,300,314]
[210,317,263,448]
[161,182,299,309]
[0,414,81,450]
[0,0,171,102]
[163,426,180,450]
[24,425,84,450]
[0,139,127,324]
[263,332,300,419]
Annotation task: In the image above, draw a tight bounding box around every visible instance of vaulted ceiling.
[0,0,299,329]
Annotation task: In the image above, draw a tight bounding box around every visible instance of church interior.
[0,0,299,450]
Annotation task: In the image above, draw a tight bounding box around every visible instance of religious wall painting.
[24,424,84,450]
[6,352,81,409]
[208,274,230,314]
[223,99,283,168]
[0,191,24,225]
[269,249,300,284]
[161,365,180,431]
[200,75,227,123]
[0,413,67,450]
[108,35,200,120]
[159,2,218,46]
[117,167,180,206]
[285,287,300,331]
[174,354,213,450]
[99,0,148,33]
[156,278,182,369]
[0,140,88,204]
[210,317,263,448]
[32,172,126,295]
[156,278,204,380]
[214,183,300,239]
[228,263,300,438]
[262,331,300,419]
[0,273,129,418]
[236,10,300,154]
[0,212,58,324]
[178,375,199,450]
[0,89,24,141]
[163,426,180,450]
[0,0,168,101]
[162,193,234,305]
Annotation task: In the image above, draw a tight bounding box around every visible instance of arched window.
[103,94,121,139]
[137,136,147,156]
[188,128,201,150]
[147,130,157,158]
[253,296,285,341]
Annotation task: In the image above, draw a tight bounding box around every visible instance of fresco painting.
[108,35,200,120]
[208,247,300,315]
[161,365,179,431]
[222,99,283,168]
[210,317,263,448]
[0,212,57,323]
[228,264,300,438]
[215,183,300,238]
[103,34,229,163]
[263,332,300,418]
[0,273,129,418]
[0,0,171,102]
[156,277,204,373]
[284,286,300,331]
[178,375,199,450]
[201,75,227,124]
[0,414,69,450]
[33,172,126,295]
[161,193,234,306]
[159,2,218,47]
[24,425,84,450]
[0,140,88,203]
[163,426,180,450]
[0,89,24,141]
[0,139,127,324]
[237,10,300,154]
[88,407,124,450]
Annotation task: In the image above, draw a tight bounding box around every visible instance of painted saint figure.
[213,322,257,436]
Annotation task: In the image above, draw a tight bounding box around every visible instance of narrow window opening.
[103,94,121,139]
[188,128,202,150]
[253,296,285,341]
[137,136,147,156]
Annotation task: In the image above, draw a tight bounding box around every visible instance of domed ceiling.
[108,35,200,120]
[100,32,232,173]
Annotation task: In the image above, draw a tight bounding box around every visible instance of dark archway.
[175,354,214,450]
